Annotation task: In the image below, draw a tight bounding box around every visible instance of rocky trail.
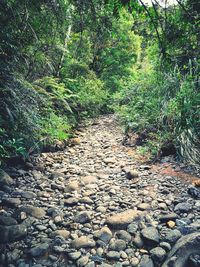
[0,115,200,267]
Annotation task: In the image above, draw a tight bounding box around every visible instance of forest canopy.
[0,0,199,167]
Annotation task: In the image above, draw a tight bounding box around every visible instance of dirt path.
[0,115,200,267]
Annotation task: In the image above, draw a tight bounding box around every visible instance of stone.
[159,213,179,223]
[74,211,92,224]
[174,202,192,213]
[162,232,200,267]
[71,236,96,248]
[159,242,171,251]
[77,256,89,267]
[81,175,98,185]
[65,180,79,192]
[188,185,200,199]
[188,254,200,266]
[137,203,150,211]
[19,206,46,219]
[127,223,138,234]
[130,257,140,267]
[167,220,176,228]
[106,210,142,229]
[64,197,78,206]
[141,227,159,246]
[68,251,81,260]
[2,198,21,208]
[94,226,112,243]
[164,229,182,244]
[106,251,120,260]
[132,233,144,248]
[0,224,27,243]
[79,197,93,204]
[0,169,13,186]
[0,215,17,226]
[29,243,49,257]
[115,230,132,243]
[109,239,126,251]
[138,255,154,267]
[150,247,166,262]
[53,230,70,239]
[21,191,36,199]
[124,168,139,179]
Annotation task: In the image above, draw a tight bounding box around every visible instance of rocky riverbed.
[0,115,200,267]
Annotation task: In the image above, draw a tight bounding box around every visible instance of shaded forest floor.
[0,115,200,267]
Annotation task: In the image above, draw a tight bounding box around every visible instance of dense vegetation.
[0,0,199,167]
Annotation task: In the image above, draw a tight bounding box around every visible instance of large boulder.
[106,209,143,229]
[162,232,200,267]
[0,224,27,243]
[0,169,13,186]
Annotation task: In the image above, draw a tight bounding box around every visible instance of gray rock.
[18,205,46,219]
[115,230,131,243]
[74,211,91,224]
[2,198,21,208]
[0,215,17,226]
[141,227,159,246]
[29,243,50,257]
[127,223,138,234]
[162,232,200,267]
[150,247,166,262]
[138,255,154,267]
[0,169,13,186]
[174,202,192,213]
[71,236,96,248]
[68,251,81,260]
[77,256,89,266]
[0,224,27,243]
[109,239,126,251]
[21,191,37,199]
[106,251,120,260]
[159,212,179,223]
[94,226,112,243]
[164,229,182,244]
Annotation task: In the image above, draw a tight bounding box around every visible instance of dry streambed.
[0,115,200,267]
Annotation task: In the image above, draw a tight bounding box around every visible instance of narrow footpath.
[0,115,200,267]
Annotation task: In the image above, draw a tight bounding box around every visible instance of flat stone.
[21,191,37,199]
[53,230,70,239]
[71,236,96,248]
[106,251,120,260]
[81,176,98,185]
[106,210,142,229]
[19,206,46,219]
[137,203,150,211]
[68,251,81,260]
[159,213,179,223]
[64,197,78,206]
